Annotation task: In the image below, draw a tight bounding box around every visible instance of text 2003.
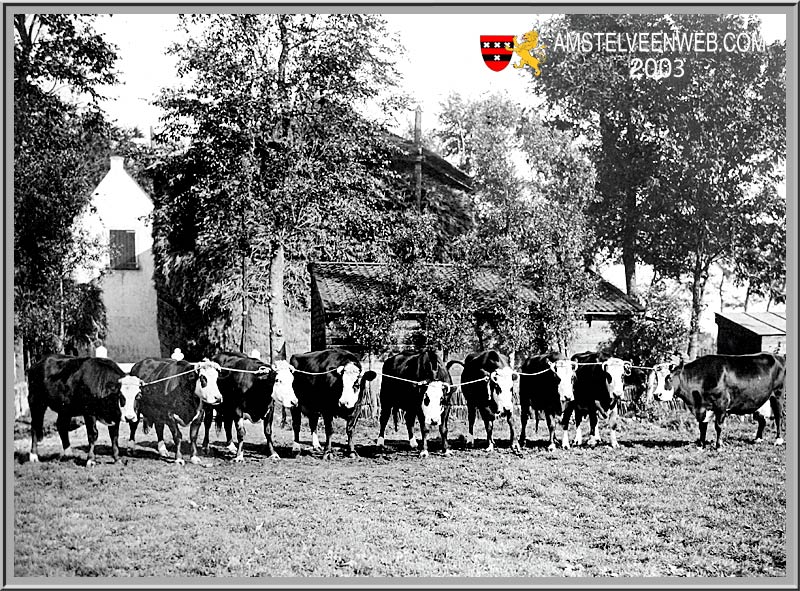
[630,57,685,79]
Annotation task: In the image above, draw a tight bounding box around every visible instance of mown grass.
[13,410,786,578]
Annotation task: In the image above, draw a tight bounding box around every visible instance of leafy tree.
[151,14,408,361]
[14,14,118,362]
[436,93,596,362]
[639,14,785,356]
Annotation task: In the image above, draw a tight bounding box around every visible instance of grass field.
[13,409,786,579]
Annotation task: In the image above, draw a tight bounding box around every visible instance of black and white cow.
[289,348,376,460]
[561,351,630,449]
[518,351,577,451]
[128,358,222,465]
[649,352,785,448]
[203,351,298,462]
[378,349,454,457]
[26,354,141,466]
[453,350,518,452]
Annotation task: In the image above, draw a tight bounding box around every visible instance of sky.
[91,11,788,139]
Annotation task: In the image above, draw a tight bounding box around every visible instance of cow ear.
[106,381,120,393]
[363,370,377,382]
[336,366,345,375]
[511,371,519,381]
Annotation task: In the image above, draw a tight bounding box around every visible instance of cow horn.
[547,360,556,373]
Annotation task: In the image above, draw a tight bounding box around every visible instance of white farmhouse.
[75,156,160,362]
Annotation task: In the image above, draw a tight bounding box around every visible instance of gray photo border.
[4,1,797,589]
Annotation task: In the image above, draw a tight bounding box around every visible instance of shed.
[714,311,786,355]
[308,261,644,354]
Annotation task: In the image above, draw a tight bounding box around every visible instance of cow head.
[650,362,677,402]
[117,375,142,422]
[421,381,449,427]
[548,358,577,402]
[489,366,516,415]
[336,362,364,409]
[270,360,298,408]
[601,358,630,400]
[194,360,223,405]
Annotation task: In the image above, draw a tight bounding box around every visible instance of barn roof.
[386,134,473,193]
[309,262,644,320]
[715,311,786,336]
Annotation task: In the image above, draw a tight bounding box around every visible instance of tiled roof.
[310,262,644,318]
[386,133,473,193]
[715,311,786,336]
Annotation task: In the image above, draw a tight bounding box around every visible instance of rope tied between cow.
[223,366,271,375]
[139,367,198,387]
[135,359,223,387]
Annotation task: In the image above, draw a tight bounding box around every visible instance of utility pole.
[414,106,423,212]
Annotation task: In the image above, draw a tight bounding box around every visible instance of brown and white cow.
[26,354,141,466]
[129,358,222,465]
[561,351,630,449]
[518,352,577,451]
[649,352,785,448]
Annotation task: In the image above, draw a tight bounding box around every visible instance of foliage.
[14,14,118,361]
[435,93,596,360]
[150,14,408,356]
[601,284,689,367]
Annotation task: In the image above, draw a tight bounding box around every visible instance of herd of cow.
[24,346,786,467]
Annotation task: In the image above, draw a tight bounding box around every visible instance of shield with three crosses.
[480,35,515,72]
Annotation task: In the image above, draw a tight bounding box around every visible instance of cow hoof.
[225,442,237,454]
[419,450,429,458]
[270,452,280,460]
[443,449,453,457]
[775,438,785,446]
[754,437,763,443]
[486,444,494,452]
[190,455,202,465]
[157,443,169,457]
[86,459,96,468]
[233,454,244,463]
[28,453,40,464]
[291,443,302,455]
[464,435,474,448]
[547,443,556,452]
[175,458,185,466]
[347,451,359,459]
[322,452,333,462]
[59,451,73,462]
[376,436,385,448]
[587,437,598,447]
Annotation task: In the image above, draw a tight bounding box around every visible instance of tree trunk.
[240,250,248,352]
[744,280,752,312]
[268,243,287,362]
[58,278,65,354]
[687,263,709,360]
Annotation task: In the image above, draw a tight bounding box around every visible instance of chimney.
[110,156,125,172]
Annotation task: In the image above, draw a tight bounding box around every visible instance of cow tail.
[534,410,540,434]
[214,408,223,434]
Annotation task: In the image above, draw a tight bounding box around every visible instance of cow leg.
[232,414,246,463]
[128,418,139,447]
[608,407,619,449]
[465,405,476,448]
[84,415,99,467]
[291,405,302,455]
[754,412,767,442]
[507,411,520,453]
[108,422,121,463]
[714,411,727,449]
[188,410,204,465]
[483,413,495,452]
[28,394,47,463]
[406,411,418,450]
[587,410,599,447]
[696,406,711,449]
[309,414,323,451]
[202,405,214,451]
[56,413,73,460]
[417,410,429,458]
[154,422,169,457]
[321,415,334,461]
[440,404,452,457]
[519,402,529,448]
[223,417,236,454]
[572,409,584,447]
[345,415,359,459]
[770,395,784,445]
[263,402,279,459]
[166,418,185,465]
[545,412,556,451]
[377,404,391,448]
[560,402,574,449]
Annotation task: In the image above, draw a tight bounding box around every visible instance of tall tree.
[14,14,118,362]
[436,93,596,361]
[151,14,407,360]
[639,14,785,357]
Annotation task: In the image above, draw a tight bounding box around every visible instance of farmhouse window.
[110,230,138,270]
